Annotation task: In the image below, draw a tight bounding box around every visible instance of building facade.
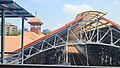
[5,24,17,36]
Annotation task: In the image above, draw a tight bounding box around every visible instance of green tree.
[9,32,21,36]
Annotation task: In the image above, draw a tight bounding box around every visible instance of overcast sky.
[6,0,120,31]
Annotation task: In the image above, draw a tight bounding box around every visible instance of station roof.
[0,0,34,19]
[5,11,120,53]
[76,11,107,21]
[76,11,120,30]
[15,11,120,52]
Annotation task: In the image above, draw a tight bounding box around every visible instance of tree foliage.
[9,32,21,36]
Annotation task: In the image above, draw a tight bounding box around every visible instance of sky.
[6,0,120,31]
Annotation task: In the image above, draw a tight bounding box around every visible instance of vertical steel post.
[96,16,99,42]
[79,22,83,42]
[85,43,89,66]
[21,18,24,64]
[89,24,91,41]
[65,45,68,64]
[1,9,5,64]
[110,28,113,44]
[66,28,70,64]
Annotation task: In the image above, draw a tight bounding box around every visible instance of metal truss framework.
[5,11,120,65]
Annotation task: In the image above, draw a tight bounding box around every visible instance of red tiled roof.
[0,31,44,52]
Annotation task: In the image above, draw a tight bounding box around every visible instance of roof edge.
[101,17,120,29]
[14,16,83,52]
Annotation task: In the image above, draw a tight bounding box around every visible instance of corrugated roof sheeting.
[0,0,34,18]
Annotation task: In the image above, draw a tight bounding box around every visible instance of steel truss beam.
[5,15,120,65]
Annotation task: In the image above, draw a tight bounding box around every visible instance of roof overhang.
[76,11,120,30]
[76,11,107,21]
[0,0,34,20]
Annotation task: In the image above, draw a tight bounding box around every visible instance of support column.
[1,9,5,64]
[66,28,70,64]
[89,24,92,42]
[85,43,89,65]
[96,17,99,42]
[110,28,113,45]
[79,22,83,42]
[21,18,24,64]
